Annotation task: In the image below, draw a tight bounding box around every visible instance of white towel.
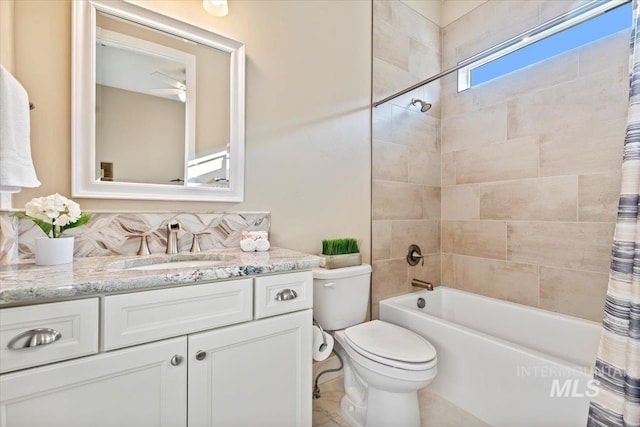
[240,238,256,252]
[0,65,40,192]
[255,238,270,252]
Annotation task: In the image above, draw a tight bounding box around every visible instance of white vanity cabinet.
[189,309,312,427]
[0,271,313,427]
[0,337,188,427]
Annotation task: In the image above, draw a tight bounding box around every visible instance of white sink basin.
[109,254,229,271]
[125,260,225,271]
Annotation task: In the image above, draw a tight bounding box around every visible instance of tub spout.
[411,278,433,291]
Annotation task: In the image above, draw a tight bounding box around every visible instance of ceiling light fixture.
[203,0,228,17]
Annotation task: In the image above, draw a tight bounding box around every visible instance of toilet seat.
[334,330,437,384]
[343,320,436,371]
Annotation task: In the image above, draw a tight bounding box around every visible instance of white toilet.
[313,264,437,427]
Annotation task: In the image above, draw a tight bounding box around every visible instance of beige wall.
[9,0,371,259]
[0,0,14,73]
[97,12,231,157]
[372,0,442,319]
[440,0,627,322]
[96,85,185,184]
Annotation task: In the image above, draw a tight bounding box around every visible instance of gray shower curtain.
[587,1,640,426]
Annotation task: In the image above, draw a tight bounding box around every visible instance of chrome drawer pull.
[274,289,297,301]
[7,328,62,350]
[170,355,183,366]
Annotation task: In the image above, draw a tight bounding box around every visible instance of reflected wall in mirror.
[73,0,245,201]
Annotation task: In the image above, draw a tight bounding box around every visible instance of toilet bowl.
[313,265,438,427]
[332,320,437,427]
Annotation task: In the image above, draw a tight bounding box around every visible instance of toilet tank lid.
[313,264,372,280]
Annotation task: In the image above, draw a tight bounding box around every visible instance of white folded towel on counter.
[0,65,40,192]
[255,238,270,252]
[240,238,257,252]
[240,237,270,252]
[241,230,268,241]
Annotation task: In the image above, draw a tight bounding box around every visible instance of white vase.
[34,237,75,266]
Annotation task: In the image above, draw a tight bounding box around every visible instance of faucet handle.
[190,232,210,253]
[129,234,151,256]
[406,244,424,266]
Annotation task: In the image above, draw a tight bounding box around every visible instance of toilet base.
[340,388,420,427]
[340,394,366,427]
[366,388,420,427]
[340,387,421,427]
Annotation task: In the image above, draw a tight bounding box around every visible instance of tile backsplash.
[0,211,270,265]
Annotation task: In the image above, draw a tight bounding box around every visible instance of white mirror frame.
[72,0,245,202]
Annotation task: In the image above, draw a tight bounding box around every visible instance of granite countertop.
[0,247,324,306]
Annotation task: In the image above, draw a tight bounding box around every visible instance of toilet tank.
[313,264,372,331]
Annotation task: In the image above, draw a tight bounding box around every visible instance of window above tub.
[457,0,632,92]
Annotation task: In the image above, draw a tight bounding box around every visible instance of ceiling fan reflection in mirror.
[149,70,187,103]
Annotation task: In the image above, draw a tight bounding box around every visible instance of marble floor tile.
[312,377,352,427]
[419,388,491,427]
[312,375,490,427]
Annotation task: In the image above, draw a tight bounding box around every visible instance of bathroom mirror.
[72,0,245,201]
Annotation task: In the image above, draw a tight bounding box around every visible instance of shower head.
[411,98,432,112]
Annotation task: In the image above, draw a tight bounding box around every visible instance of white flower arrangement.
[14,193,92,238]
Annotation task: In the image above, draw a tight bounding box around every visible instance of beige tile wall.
[440,2,628,322]
[372,0,441,319]
[373,0,626,324]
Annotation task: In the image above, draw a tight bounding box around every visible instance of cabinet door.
[188,309,312,427]
[0,337,187,427]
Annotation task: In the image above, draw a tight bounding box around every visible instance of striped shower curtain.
[587,2,640,426]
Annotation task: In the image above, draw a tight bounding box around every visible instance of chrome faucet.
[411,278,434,291]
[165,222,181,254]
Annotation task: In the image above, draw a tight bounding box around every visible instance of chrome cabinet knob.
[274,289,298,301]
[7,328,62,350]
[170,355,183,366]
[195,350,207,361]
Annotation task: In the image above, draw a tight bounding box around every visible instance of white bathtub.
[379,287,602,427]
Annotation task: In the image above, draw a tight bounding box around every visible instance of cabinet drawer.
[254,271,313,319]
[102,279,252,350]
[0,299,99,373]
